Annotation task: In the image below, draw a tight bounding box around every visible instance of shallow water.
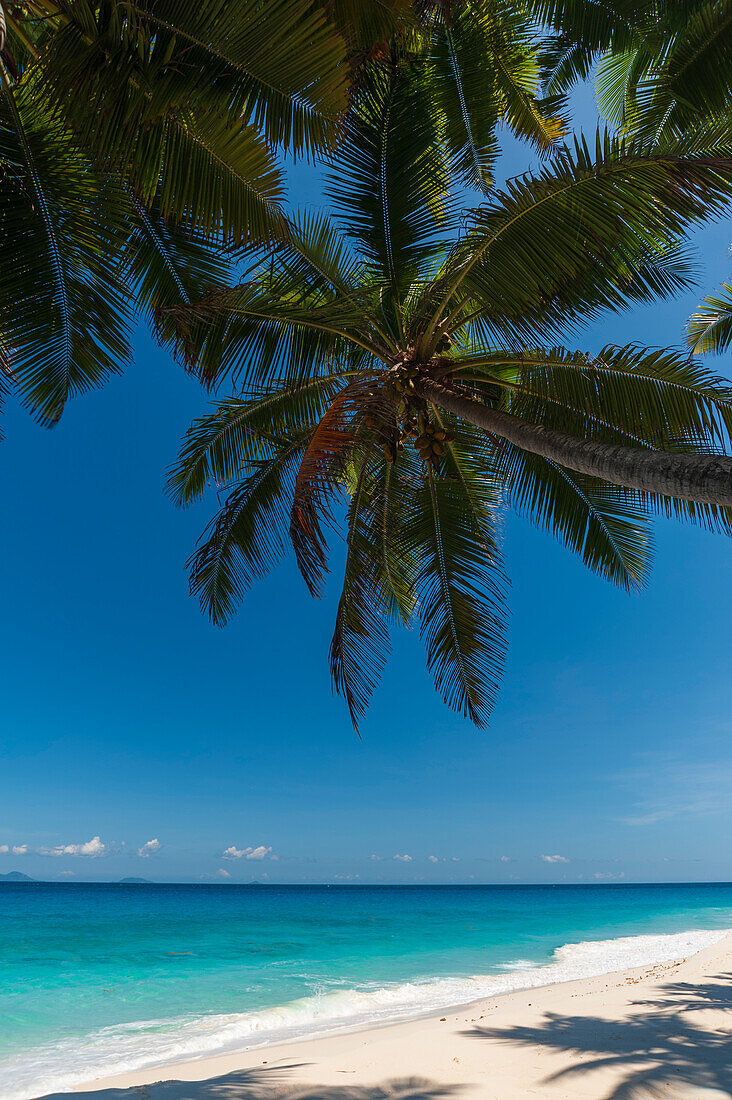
[2,881,731,1098]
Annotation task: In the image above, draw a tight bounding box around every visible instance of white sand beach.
[42,930,732,1100]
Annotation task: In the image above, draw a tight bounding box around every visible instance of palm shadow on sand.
[41,1068,462,1100]
[463,971,732,1099]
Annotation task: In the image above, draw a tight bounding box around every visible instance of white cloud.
[245,846,272,861]
[57,870,75,879]
[137,838,161,858]
[369,854,383,862]
[450,856,461,862]
[1,838,108,858]
[541,854,569,864]
[427,855,439,863]
[216,868,230,879]
[500,856,511,863]
[222,846,246,860]
[594,871,625,881]
[393,853,412,862]
[334,873,360,880]
[222,844,273,861]
[38,836,108,858]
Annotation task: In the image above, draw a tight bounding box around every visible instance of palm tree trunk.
[420,378,732,507]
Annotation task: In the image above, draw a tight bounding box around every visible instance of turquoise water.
[2,882,732,1098]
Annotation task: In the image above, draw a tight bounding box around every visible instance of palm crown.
[0,0,564,428]
[168,63,732,730]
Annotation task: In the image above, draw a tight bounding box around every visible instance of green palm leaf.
[497,442,653,588]
[169,376,356,506]
[188,436,307,625]
[121,197,231,325]
[687,284,732,355]
[409,455,508,728]
[329,443,393,729]
[36,0,350,164]
[326,60,450,296]
[0,84,131,424]
[457,345,732,450]
[418,133,732,353]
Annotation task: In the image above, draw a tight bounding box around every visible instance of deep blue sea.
[2,881,732,1098]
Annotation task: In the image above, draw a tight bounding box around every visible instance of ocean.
[2,881,731,1098]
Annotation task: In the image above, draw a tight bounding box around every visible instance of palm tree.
[167,68,732,726]
[163,67,732,729]
[0,0,354,426]
[529,0,732,355]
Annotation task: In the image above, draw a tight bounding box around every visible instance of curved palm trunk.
[420,379,732,507]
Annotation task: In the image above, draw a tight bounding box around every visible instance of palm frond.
[455,345,732,451]
[276,210,364,297]
[497,441,654,588]
[36,0,350,164]
[326,60,450,298]
[169,375,360,506]
[375,454,421,625]
[188,436,307,625]
[329,443,393,729]
[121,196,231,328]
[687,284,732,355]
[149,112,286,246]
[421,132,732,352]
[165,279,384,388]
[429,5,502,191]
[0,84,131,424]
[290,382,369,596]
[406,440,509,727]
[629,0,732,140]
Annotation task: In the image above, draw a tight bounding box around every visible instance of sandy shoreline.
[40,930,732,1100]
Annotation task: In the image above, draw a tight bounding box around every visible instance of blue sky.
[1,90,731,885]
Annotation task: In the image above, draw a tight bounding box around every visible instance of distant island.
[0,871,34,882]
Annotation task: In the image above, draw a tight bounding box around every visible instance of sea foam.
[3,926,728,1100]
